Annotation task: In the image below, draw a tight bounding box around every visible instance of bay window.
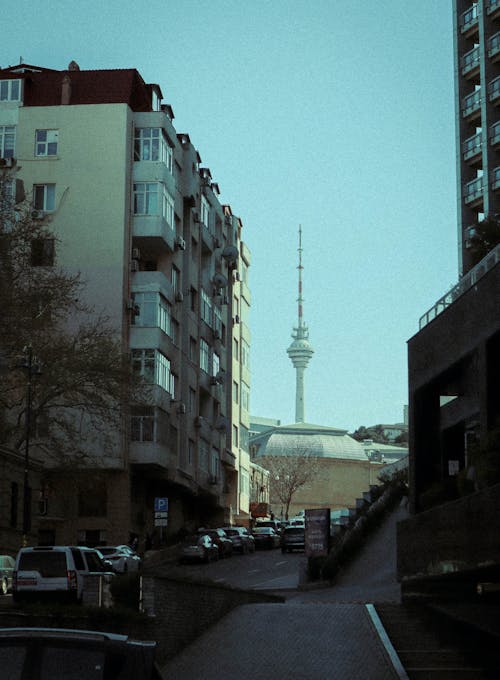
[133,182,174,229]
[132,348,173,394]
[134,128,173,173]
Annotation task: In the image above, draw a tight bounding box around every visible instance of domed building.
[250,420,384,519]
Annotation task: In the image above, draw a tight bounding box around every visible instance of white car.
[97,545,141,573]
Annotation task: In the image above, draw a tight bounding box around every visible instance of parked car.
[12,546,114,603]
[0,627,162,679]
[255,520,282,534]
[252,526,280,549]
[197,528,233,558]
[97,545,141,574]
[222,527,255,554]
[0,555,15,595]
[179,534,219,563]
[281,526,306,553]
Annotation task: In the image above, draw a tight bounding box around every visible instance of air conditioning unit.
[175,236,186,250]
[132,247,141,260]
[131,259,139,272]
[210,376,219,386]
[0,157,15,168]
[31,209,45,220]
[175,290,184,303]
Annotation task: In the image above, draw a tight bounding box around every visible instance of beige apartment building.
[0,62,252,548]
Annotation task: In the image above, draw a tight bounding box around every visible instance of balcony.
[462,131,482,163]
[419,242,500,328]
[130,270,175,303]
[129,441,173,470]
[489,76,500,104]
[492,165,500,189]
[488,32,500,61]
[462,89,481,119]
[461,46,480,78]
[490,120,500,146]
[464,176,484,205]
[487,0,500,18]
[133,215,175,253]
[460,4,479,36]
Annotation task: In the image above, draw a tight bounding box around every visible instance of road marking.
[365,604,409,680]
[275,561,287,566]
[246,569,261,574]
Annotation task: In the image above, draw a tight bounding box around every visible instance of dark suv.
[281,526,305,553]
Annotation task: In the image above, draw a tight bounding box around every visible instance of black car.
[0,627,163,679]
[197,528,233,558]
[252,527,280,549]
[281,526,306,553]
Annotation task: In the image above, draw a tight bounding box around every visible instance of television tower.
[287,225,314,423]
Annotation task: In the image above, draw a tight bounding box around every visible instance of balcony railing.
[464,176,483,203]
[460,4,479,33]
[488,32,500,59]
[463,132,482,160]
[419,242,500,329]
[489,76,500,103]
[461,46,480,75]
[487,0,500,16]
[492,166,500,189]
[462,89,481,117]
[490,121,500,145]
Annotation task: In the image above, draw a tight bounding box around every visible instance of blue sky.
[5,1,457,431]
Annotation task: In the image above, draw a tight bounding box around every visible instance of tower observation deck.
[287,226,314,423]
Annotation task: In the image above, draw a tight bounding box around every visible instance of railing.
[487,0,500,15]
[419,243,500,329]
[461,46,480,74]
[460,4,479,32]
[492,166,500,189]
[489,76,500,102]
[488,32,500,58]
[462,88,481,117]
[464,176,483,203]
[463,131,482,160]
[490,121,500,145]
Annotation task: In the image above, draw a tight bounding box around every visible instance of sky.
[4,0,458,432]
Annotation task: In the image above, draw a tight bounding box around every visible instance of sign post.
[154,497,169,544]
[305,508,330,557]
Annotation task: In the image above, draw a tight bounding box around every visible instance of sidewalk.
[161,602,402,680]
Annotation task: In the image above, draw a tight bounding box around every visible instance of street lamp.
[17,345,42,546]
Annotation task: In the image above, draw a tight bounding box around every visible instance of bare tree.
[261,448,319,520]
[0,169,139,466]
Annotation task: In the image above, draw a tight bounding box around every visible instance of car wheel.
[1,578,8,596]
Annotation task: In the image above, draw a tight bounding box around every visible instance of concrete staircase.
[375,604,487,679]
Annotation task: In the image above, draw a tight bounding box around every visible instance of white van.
[13,546,113,603]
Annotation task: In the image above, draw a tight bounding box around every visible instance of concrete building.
[454,0,500,275]
[0,62,251,548]
[398,4,500,596]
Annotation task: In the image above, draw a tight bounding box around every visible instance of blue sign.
[154,497,168,513]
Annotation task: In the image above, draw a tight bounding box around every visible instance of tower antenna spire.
[287,225,314,423]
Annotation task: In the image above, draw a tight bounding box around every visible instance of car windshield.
[253,528,272,534]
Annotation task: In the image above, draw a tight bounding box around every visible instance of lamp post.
[17,345,42,546]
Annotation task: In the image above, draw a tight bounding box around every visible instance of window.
[241,424,249,452]
[233,424,239,447]
[201,195,210,229]
[233,337,239,359]
[78,481,107,518]
[200,339,210,373]
[190,287,197,313]
[199,439,209,471]
[233,380,239,404]
[213,305,222,337]
[132,348,173,393]
[241,339,250,368]
[134,128,173,172]
[188,387,196,414]
[240,468,249,495]
[35,129,58,156]
[212,352,220,377]
[171,264,179,294]
[133,182,158,215]
[241,381,250,412]
[0,79,21,101]
[31,238,55,267]
[0,125,15,158]
[132,292,174,339]
[201,289,212,326]
[189,336,197,362]
[188,439,195,465]
[211,449,219,478]
[131,406,156,442]
[33,184,55,211]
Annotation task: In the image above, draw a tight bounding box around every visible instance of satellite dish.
[221,245,238,261]
[213,273,228,289]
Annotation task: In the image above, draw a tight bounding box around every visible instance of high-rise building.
[454,0,500,274]
[0,62,251,546]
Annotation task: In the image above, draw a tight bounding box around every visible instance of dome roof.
[252,422,367,462]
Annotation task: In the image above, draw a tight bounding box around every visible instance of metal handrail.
[419,243,500,329]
